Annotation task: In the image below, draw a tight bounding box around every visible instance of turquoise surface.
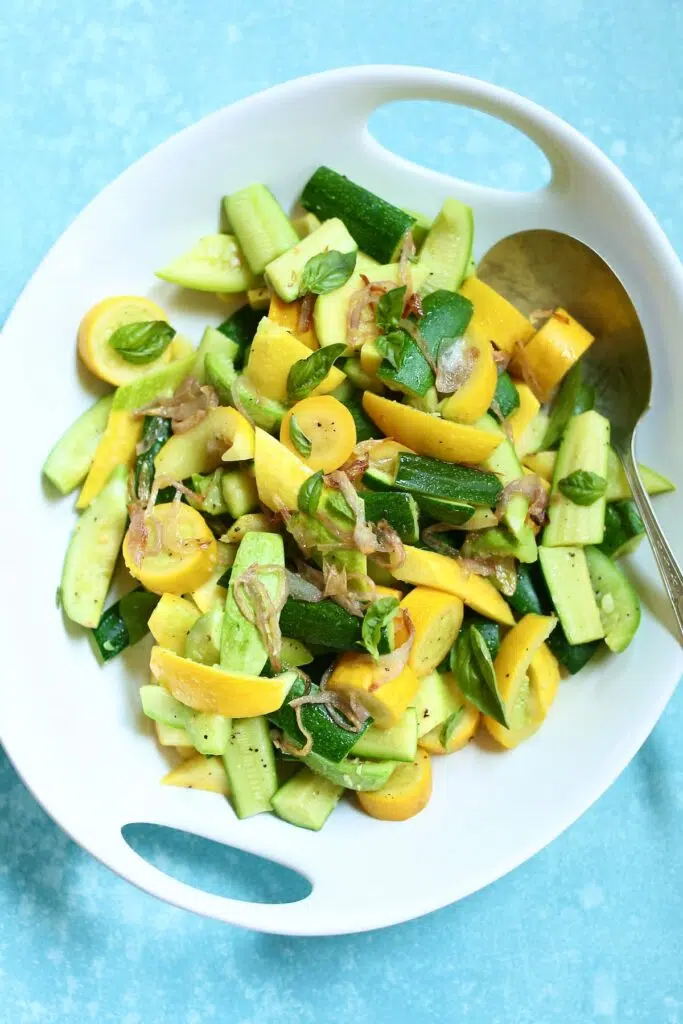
[2,0,682,1020]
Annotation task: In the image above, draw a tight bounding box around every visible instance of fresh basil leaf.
[325,490,354,522]
[558,469,607,506]
[441,707,465,748]
[109,320,176,365]
[289,415,312,458]
[287,343,346,402]
[119,590,160,646]
[361,597,400,661]
[450,625,508,727]
[298,470,324,515]
[375,286,407,331]
[299,250,357,296]
[376,329,409,370]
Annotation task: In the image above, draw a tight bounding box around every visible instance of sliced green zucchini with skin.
[301,165,416,264]
[223,716,278,818]
[269,676,369,763]
[508,564,599,674]
[538,545,605,645]
[156,234,257,293]
[43,394,114,495]
[265,217,357,302]
[585,546,641,652]
[303,751,398,792]
[193,326,240,384]
[393,452,502,506]
[605,447,675,502]
[418,197,474,294]
[223,184,299,275]
[60,465,129,629]
[185,602,223,665]
[140,685,191,729]
[231,374,286,433]
[415,495,475,526]
[362,491,420,544]
[271,768,343,831]
[185,713,231,756]
[490,372,520,420]
[544,411,610,547]
[598,500,645,558]
[217,305,262,369]
[92,589,160,662]
[220,532,285,674]
[462,522,538,564]
[477,412,530,539]
[351,708,418,762]
[414,670,462,738]
[279,598,363,651]
[220,467,259,519]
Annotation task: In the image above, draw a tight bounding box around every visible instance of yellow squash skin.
[253,427,313,511]
[148,594,201,653]
[154,407,254,479]
[246,318,345,402]
[280,396,357,473]
[150,647,291,717]
[419,681,480,754]
[512,308,595,402]
[459,277,535,354]
[399,588,464,678]
[123,503,218,595]
[268,292,319,350]
[327,653,421,729]
[392,546,515,625]
[506,381,541,446]
[78,295,173,385]
[440,339,498,424]
[362,392,502,464]
[357,748,432,821]
[76,409,142,510]
[484,619,559,749]
[162,754,230,795]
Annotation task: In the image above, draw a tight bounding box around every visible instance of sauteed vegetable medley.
[45,167,675,829]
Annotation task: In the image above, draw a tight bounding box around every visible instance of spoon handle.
[620,440,683,644]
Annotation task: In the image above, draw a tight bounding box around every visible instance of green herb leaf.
[325,490,354,522]
[375,286,407,331]
[287,343,346,402]
[109,321,176,365]
[361,597,400,661]
[376,329,409,370]
[299,250,357,296]
[298,470,324,515]
[441,707,465,748]
[450,625,508,726]
[119,590,160,646]
[289,415,312,458]
[558,469,607,506]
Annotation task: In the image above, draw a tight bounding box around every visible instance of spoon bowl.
[479,229,682,640]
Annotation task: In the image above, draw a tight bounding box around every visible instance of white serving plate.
[2,66,681,936]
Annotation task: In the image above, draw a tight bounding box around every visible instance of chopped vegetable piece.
[78,295,173,385]
[280,396,356,473]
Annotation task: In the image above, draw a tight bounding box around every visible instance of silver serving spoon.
[478,229,683,644]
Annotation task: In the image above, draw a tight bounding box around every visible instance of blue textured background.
[2,1,683,1020]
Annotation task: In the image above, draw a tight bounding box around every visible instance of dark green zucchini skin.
[300,165,416,264]
[491,372,520,419]
[269,677,369,763]
[279,598,362,651]
[92,589,160,661]
[217,305,262,368]
[362,491,420,543]
[394,452,503,506]
[509,564,599,674]
[134,416,172,501]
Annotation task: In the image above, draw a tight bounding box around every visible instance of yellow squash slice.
[357,749,432,821]
[123,503,218,595]
[150,647,291,717]
[78,295,174,386]
[392,546,514,625]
